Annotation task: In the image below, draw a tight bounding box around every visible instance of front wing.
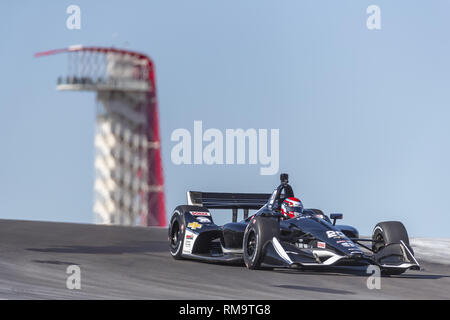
[263,237,421,273]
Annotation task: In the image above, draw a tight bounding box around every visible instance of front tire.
[372,221,413,276]
[372,221,412,253]
[243,216,280,270]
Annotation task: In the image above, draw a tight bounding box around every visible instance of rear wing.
[187,191,271,222]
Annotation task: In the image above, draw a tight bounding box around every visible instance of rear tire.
[243,217,280,270]
[168,210,185,260]
[168,205,210,260]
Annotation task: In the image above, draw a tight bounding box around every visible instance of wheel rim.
[247,231,257,257]
[170,222,180,249]
[374,233,385,252]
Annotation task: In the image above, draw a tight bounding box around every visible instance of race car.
[168,174,420,275]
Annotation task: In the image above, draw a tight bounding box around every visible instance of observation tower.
[35,45,166,226]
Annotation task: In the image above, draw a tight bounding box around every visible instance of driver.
[280,197,304,219]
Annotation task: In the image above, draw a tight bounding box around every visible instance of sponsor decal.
[295,243,309,249]
[196,217,211,224]
[187,222,202,230]
[340,241,355,248]
[190,211,210,216]
[183,230,198,254]
[317,242,326,249]
[336,239,356,247]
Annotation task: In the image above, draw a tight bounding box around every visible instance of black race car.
[168,174,420,275]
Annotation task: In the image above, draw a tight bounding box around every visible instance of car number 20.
[326,230,345,238]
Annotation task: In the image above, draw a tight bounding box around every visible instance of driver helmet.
[281,197,304,219]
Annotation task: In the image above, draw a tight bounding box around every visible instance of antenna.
[280,173,289,185]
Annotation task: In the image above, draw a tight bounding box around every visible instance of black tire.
[372,221,414,276]
[168,209,186,260]
[372,221,413,254]
[168,205,210,260]
[243,216,280,270]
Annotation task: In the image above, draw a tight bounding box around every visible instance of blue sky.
[0,1,449,237]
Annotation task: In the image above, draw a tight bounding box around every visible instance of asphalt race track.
[0,219,449,299]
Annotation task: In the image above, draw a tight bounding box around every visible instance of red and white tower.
[36,46,166,226]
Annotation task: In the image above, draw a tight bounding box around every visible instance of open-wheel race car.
[168,174,420,275]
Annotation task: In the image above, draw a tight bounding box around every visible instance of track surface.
[0,219,449,299]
